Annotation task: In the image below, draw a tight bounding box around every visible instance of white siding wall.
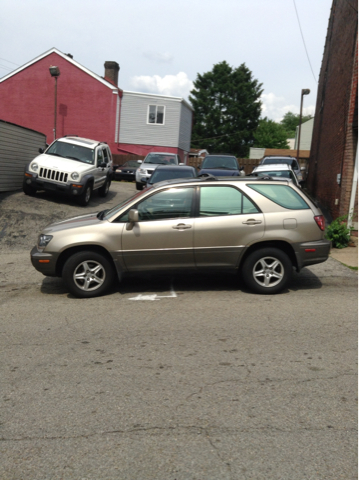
[178,103,192,151]
[294,118,314,150]
[0,121,46,192]
[119,92,182,147]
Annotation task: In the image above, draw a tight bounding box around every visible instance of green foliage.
[280,111,313,138]
[253,117,290,149]
[189,61,263,157]
[325,215,352,249]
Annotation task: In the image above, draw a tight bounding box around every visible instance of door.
[194,185,264,268]
[95,148,107,187]
[121,187,195,271]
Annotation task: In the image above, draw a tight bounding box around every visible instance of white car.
[23,136,113,206]
[135,152,182,190]
[251,164,302,188]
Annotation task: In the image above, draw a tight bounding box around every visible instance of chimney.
[104,61,120,86]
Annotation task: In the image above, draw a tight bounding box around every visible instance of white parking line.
[129,283,177,301]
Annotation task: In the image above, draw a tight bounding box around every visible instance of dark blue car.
[198,154,244,177]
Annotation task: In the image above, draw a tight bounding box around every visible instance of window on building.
[148,105,165,124]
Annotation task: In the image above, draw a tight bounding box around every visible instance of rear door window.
[248,184,309,210]
[199,186,260,216]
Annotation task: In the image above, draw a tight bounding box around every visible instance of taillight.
[314,215,325,231]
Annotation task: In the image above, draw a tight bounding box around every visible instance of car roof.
[58,136,103,148]
[253,164,293,172]
[153,165,194,171]
[149,175,291,189]
[204,154,237,158]
[145,152,178,156]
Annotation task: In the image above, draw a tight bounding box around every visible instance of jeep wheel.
[23,183,37,196]
[136,182,144,191]
[99,178,110,197]
[78,183,92,206]
[242,248,292,294]
[62,251,115,298]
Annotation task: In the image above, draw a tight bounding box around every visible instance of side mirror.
[39,148,44,154]
[137,160,143,164]
[179,162,184,166]
[126,209,139,230]
[140,177,147,183]
[300,166,306,171]
[99,162,107,169]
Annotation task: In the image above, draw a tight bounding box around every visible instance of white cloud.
[261,92,315,122]
[143,51,174,63]
[130,72,194,99]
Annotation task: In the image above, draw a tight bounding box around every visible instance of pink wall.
[0,52,118,149]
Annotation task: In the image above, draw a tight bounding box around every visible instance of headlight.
[139,168,146,174]
[31,162,39,172]
[71,172,80,180]
[37,234,53,250]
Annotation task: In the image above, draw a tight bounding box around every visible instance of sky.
[1,0,333,122]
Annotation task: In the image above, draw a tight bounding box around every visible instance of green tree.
[189,61,263,157]
[253,117,290,149]
[280,111,313,138]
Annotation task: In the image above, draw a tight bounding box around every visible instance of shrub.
[325,215,352,249]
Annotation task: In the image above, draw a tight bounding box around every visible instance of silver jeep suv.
[23,136,113,206]
[31,176,330,298]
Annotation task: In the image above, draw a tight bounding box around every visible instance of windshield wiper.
[65,156,84,162]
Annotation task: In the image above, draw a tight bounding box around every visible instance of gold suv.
[31,177,331,298]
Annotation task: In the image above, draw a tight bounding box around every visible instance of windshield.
[122,160,140,167]
[262,158,299,169]
[103,190,150,220]
[144,153,179,165]
[150,169,195,184]
[46,140,95,164]
[201,156,238,170]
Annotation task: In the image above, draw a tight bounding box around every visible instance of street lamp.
[296,88,310,163]
[49,66,60,140]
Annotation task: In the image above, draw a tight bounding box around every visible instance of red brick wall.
[307,0,358,224]
[0,52,118,151]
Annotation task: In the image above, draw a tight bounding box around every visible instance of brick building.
[0,48,192,163]
[307,0,358,231]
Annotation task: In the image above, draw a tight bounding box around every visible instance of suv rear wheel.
[99,178,111,197]
[62,251,115,298]
[242,247,292,294]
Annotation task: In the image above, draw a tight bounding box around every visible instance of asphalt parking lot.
[0,181,357,479]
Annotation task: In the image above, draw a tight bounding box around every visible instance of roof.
[0,48,119,92]
[253,164,293,172]
[123,90,193,111]
[58,136,103,148]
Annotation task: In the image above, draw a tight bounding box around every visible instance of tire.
[62,251,115,298]
[78,183,92,206]
[99,178,111,197]
[136,182,144,191]
[23,183,37,196]
[241,247,292,294]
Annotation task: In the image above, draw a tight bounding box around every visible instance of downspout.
[117,89,123,147]
[347,143,358,229]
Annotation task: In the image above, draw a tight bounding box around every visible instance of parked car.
[198,154,244,177]
[31,176,330,298]
[145,165,197,187]
[135,152,182,190]
[23,136,113,206]
[113,160,140,182]
[258,155,304,183]
[251,164,302,188]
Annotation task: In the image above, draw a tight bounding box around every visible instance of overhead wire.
[293,0,318,84]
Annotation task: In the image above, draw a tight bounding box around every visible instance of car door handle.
[172,223,192,230]
[242,219,262,225]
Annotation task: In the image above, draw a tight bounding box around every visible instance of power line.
[0,57,20,66]
[293,0,317,83]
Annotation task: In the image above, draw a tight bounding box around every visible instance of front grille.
[39,168,68,183]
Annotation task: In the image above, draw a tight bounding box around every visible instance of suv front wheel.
[62,251,115,298]
[78,183,92,206]
[242,247,292,294]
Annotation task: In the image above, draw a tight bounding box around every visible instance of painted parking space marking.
[129,283,177,301]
